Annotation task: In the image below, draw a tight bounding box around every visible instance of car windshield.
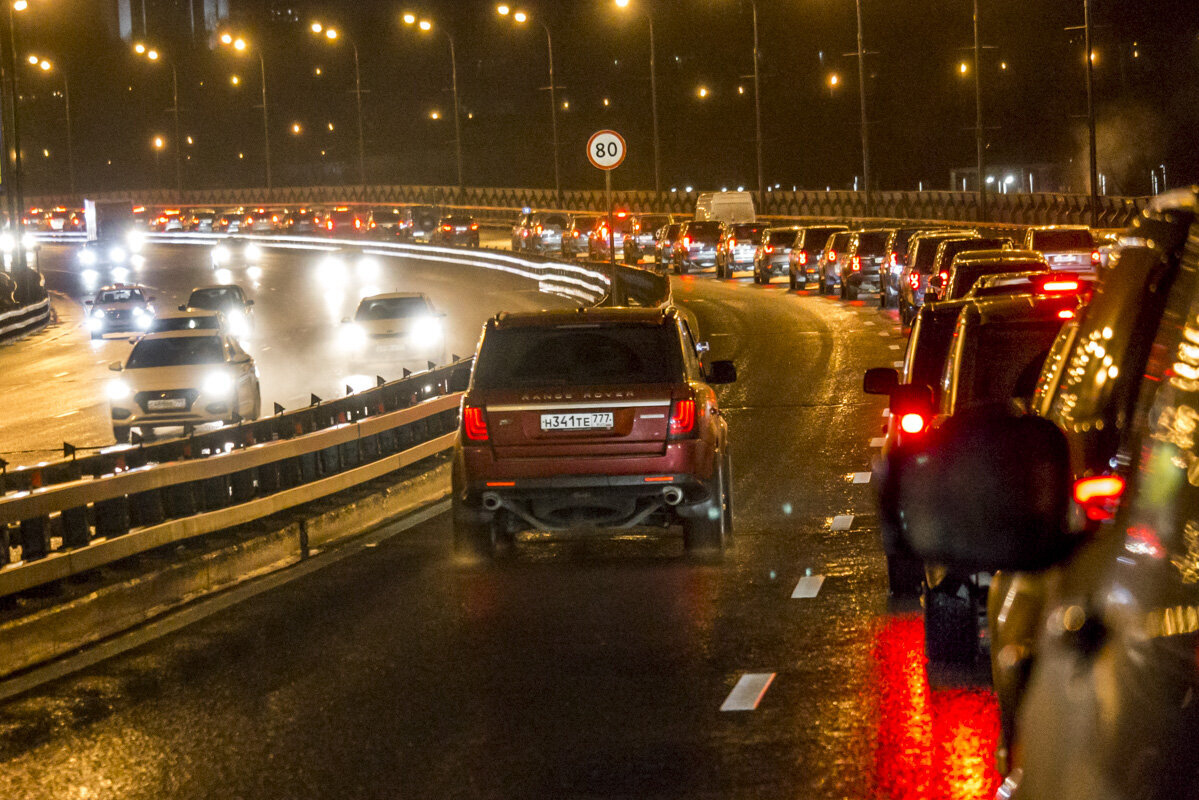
[573,217,598,230]
[331,210,356,221]
[97,289,145,304]
[767,229,797,245]
[150,315,221,332]
[730,224,765,240]
[355,297,432,320]
[126,336,226,369]
[539,214,569,230]
[799,227,843,251]
[474,324,683,389]
[855,231,890,256]
[188,288,243,310]
[950,261,1047,299]
[1033,229,1093,251]
[953,320,1064,409]
[638,215,670,231]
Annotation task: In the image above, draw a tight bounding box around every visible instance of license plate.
[540,412,614,431]
[148,398,186,411]
[455,227,467,232]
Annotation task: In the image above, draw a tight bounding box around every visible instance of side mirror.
[863,367,899,396]
[706,360,737,385]
[108,361,123,372]
[881,411,1074,572]
[695,341,711,354]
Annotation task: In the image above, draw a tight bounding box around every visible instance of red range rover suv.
[452,306,737,558]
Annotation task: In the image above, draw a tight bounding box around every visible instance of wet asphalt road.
[0,238,573,466]
[0,263,1001,799]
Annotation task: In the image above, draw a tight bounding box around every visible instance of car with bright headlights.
[84,284,156,339]
[106,329,262,443]
[179,284,254,337]
[210,237,265,270]
[339,292,446,367]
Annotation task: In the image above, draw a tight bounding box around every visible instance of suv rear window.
[767,229,797,246]
[188,288,243,309]
[854,231,890,255]
[685,221,723,242]
[952,320,1063,409]
[729,224,765,240]
[150,315,220,333]
[912,236,957,273]
[798,227,843,252]
[474,325,683,389]
[1032,229,1093,251]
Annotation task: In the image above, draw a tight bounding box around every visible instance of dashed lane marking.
[831,514,854,531]
[889,344,901,350]
[853,472,872,484]
[53,410,78,419]
[720,673,777,712]
[792,575,826,598]
[893,361,904,368]
[882,408,890,417]
[879,332,891,337]
[870,437,885,448]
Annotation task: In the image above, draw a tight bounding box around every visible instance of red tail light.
[1058,309,1076,320]
[572,231,580,238]
[828,250,837,262]
[1091,249,1101,265]
[798,251,808,266]
[354,218,362,230]
[441,225,453,232]
[907,271,920,290]
[536,225,543,234]
[668,399,696,437]
[765,244,774,254]
[899,412,927,434]
[728,237,737,249]
[1073,474,1125,521]
[1041,279,1080,293]
[890,252,899,268]
[851,256,862,272]
[683,236,691,248]
[326,220,334,230]
[463,406,489,442]
[470,223,479,230]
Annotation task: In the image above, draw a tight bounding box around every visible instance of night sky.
[13,0,1199,196]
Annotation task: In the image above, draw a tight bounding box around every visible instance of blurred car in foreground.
[107,329,261,443]
[875,188,1199,800]
[789,225,848,289]
[339,292,446,367]
[451,305,737,558]
[431,215,480,247]
[85,284,156,339]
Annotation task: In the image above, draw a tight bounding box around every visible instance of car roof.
[359,292,428,302]
[189,284,244,293]
[964,292,1080,325]
[155,308,222,319]
[492,306,674,330]
[952,249,1046,266]
[1026,224,1090,232]
[96,284,145,293]
[135,329,225,342]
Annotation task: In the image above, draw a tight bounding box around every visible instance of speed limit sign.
[587,130,626,171]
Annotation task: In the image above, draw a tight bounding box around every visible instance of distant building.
[111,0,231,44]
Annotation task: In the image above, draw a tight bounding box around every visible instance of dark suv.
[897,230,979,325]
[878,189,1199,797]
[673,220,724,274]
[452,306,737,558]
[788,224,848,289]
[840,229,892,300]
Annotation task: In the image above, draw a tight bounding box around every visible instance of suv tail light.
[682,236,691,248]
[463,406,489,442]
[1041,278,1081,293]
[827,250,837,262]
[1073,474,1125,521]
[908,271,921,290]
[470,223,479,230]
[1091,249,1101,265]
[889,252,900,268]
[851,255,862,272]
[765,244,774,254]
[898,412,927,434]
[441,225,453,232]
[798,251,808,266]
[668,398,696,437]
[728,237,737,249]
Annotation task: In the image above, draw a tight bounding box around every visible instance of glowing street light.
[310,19,367,184]
[613,0,661,193]
[495,6,561,200]
[25,53,75,196]
[402,12,463,187]
[133,41,183,194]
[696,85,709,99]
[219,32,273,189]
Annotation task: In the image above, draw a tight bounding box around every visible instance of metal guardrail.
[0,298,50,342]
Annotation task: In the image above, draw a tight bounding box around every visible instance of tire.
[788,270,798,290]
[721,450,734,534]
[924,580,979,664]
[880,285,890,309]
[112,425,130,444]
[683,456,729,553]
[886,554,924,598]
[678,259,689,275]
[846,283,859,301]
[453,501,499,561]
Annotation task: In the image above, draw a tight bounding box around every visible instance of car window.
[949,263,1041,300]
[686,221,723,240]
[151,315,220,332]
[127,336,226,368]
[678,320,703,379]
[767,229,797,246]
[729,224,765,240]
[188,288,242,309]
[1032,229,1093,251]
[905,303,965,401]
[854,231,890,255]
[355,297,433,320]
[911,236,956,273]
[97,289,145,304]
[799,227,843,252]
[946,317,1064,412]
[474,324,684,389]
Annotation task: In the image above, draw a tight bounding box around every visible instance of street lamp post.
[1,0,32,272]
[403,14,463,188]
[749,0,764,208]
[614,0,660,195]
[152,135,165,189]
[496,7,560,202]
[26,55,74,197]
[1083,0,1098,226]
[310,23,366,185]
[133,44,183,195]
[853,0,872,215]
[220,33,272,190]
[972,0,986,222]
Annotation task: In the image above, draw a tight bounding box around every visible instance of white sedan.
[107,329,262,442]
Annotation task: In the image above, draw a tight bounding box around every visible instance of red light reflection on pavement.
[872,615,1002,800]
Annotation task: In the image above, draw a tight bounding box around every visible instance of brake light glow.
[908,271,921,290]
[1072,475,1125,521]
[1041,280,1080,292]
[852,256,862,272]
[683,236,691,248]
[441,225,453,232]
[1058,309,1076,320]
[899,413,926,434]
[470,223,479,230]
[1091,249,1101,265]
[828,250,837,262]
[669,399,696,436]
[890,252,900,268]
[354,218,362,230]
[326,220,334,230]
[765,245,774,254]
[798,251,808,266]
[463,406,489,441]
[728,237,737,248]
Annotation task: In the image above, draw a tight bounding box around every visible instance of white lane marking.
[853,472,872,484]
[862,320,875,326]
[889,344,902,350]
[720,673,776,712]
[792,575,826,598]
[870,437,885,448]
[893,361,905,368]
[52,371,70,378]
[53,410,78,419]
[882,408,890,417]
[831,514,854,531]
[879,332,891,337]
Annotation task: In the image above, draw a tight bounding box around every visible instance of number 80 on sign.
[587,130,626,171]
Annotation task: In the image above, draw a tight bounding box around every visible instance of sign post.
[586,129,627,306]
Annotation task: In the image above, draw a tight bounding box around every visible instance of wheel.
[846,283,859,301]
[112,425,130,444]
[788,270,798,290]
[840,280,847,299]
[721,450,734,534]
[678,259,689,275]
[683,455,729,553]
[453,500,499,561]
[923,580,979,664]
[886,554,924,598]
[880,284,890,308]
[900,298,913,326]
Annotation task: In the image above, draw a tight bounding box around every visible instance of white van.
[694,191,756,224]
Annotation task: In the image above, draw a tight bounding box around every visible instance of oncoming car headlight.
[126,230,146,254]
[339,322,368,351]
[212,244,230,264]
[92,308,106,319]
[21,233,36,252]
[111,267,130,282]
[202,371,235,397]
[244,243,262,261]
[410,316,444,345]
[78,248,97,266]
[109,246,128,264]
[106,379,131,401]
[226,310,249,336]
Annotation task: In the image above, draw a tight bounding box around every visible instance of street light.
[24,53,74,197]
[402,13,463,188]
[151,134,165,188]
[613,0,661,194]
[133,41,183,195]
[496,6,560,201]
[219,32,273,189]
[2,0,36,271]
[310,19,367,185]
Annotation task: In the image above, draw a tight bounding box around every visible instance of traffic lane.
[2,243,574,466]
[0,276,999,799]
